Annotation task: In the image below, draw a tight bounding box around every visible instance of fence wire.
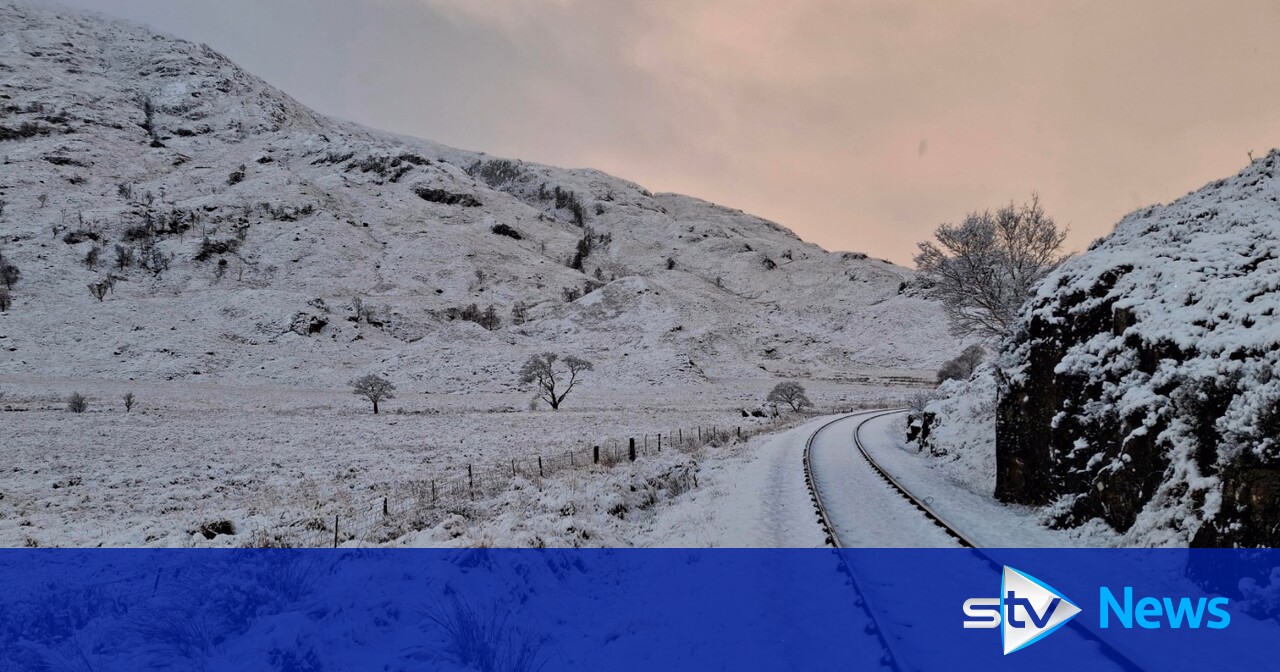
[251,423,774,548]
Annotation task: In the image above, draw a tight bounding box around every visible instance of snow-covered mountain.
[975,151,1280,547]
[0,1,952,394]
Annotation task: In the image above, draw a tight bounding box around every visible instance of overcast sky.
[35,0,1280,265]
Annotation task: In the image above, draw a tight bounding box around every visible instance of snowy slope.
[0,1,954,395]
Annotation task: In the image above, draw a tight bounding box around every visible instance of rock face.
[996,151,1280,547]
[0,1,955,392]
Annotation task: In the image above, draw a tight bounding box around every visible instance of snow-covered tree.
[350,373,395,414]
[914,195,1068,339]
[520,353,593,410]
[767,381,812,412]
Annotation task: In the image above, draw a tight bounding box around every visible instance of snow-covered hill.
[0,1,953,394]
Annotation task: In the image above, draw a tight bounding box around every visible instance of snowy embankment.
[862,412,1118,547]
[634,416,837,547]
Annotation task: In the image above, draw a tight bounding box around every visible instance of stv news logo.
[963,565,1232,655]
[962,566,1081,655]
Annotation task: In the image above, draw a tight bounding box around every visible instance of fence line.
[250,399,913,548]
[252,422,774,548]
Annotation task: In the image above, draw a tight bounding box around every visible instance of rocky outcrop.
[995,151,1280,546]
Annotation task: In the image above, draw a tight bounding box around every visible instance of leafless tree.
[350,373,395,414]
[906,389,941,415]
[914,194,1069,339]
[767,381,812,412]
[123,392,135,413]
[88,281,109,302]
[520,353,593,410]
[511,301,529,325]
[0,288,10,312]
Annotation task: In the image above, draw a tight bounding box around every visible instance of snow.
[808,413,958,547]
[907,363,999,495]
[634,415,836,547]
[860,412,1120,547]
[0,0,956,397]
[1002,152,1280,544]
[0,1,958,548]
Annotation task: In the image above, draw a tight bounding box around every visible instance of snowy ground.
[0,375,919,548]
[633,416,836,547]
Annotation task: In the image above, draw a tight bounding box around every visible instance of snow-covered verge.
[905,363,997,496]
[911,151,1280,547]
[871,412,1119,547]
[406,414,825,548]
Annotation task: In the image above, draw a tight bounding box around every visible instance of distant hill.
[0,0,954,394]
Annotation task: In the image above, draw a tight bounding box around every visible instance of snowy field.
[0,375,923,548]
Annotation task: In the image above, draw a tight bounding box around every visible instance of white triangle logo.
[1001,566,1081,655]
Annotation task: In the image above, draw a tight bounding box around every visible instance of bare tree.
[914,194,1069,339]
[0,288,10,312]
[88,281,109,302]
[66,392,87,413]
[906,389,941,415]
[520,353,593,410]
[123,392,135,413]
[767,381,812,412]
[511,301,529,325]
[350,373,395,414]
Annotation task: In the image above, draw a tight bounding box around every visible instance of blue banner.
[1,549,1277,671]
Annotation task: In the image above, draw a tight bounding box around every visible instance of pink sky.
[43,0,1280,265]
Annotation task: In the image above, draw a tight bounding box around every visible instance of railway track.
[802,409,1147,672]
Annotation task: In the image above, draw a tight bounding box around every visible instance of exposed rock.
[996,150,1280,546]
[289,312,327,336]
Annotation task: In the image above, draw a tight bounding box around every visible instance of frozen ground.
[0,375,920,548]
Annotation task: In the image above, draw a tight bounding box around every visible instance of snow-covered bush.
[936,344,984,383]
[906,364,997,495]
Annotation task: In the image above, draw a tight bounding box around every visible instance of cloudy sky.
[36,0,1280,265]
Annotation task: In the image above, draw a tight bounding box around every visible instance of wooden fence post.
[333,514,339,548]
[468,464,474,499]
[538,456,545,477]
[593,446,600,464]
[512,458,517,477]
[382,496,388,516]
[658,434,662,452]
[737,426,741,440]
[570,450,575,467]
[432,479,437,503]
[629,438,636,462]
